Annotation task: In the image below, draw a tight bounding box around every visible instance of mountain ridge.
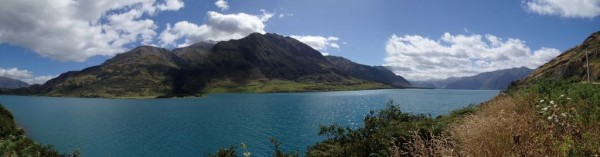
[0,76,29,89]
[324,56,411,88]
[10,33,401,98]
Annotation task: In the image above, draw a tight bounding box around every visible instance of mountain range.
[8,33,412,98]
[0,76,29,89]
[411,67,533,90]
[325,56,411,88]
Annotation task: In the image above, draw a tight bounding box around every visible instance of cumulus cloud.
[23,75,57,85]
[159,10,274,47]
[0,67,56,84]
[215,0,229,11]
[0,0,184,62]
[523,0,600,18]
[289,35,341,55]
[0,68,32,79]
[384,33,561,80]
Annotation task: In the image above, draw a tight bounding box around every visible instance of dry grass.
[395,94,528,156]
[398,92,600,156]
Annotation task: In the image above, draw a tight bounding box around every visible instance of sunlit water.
[0,89,499,156]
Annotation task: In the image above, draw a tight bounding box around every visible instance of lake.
[0,89,499,156]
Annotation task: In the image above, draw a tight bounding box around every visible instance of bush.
[306,100,470,157]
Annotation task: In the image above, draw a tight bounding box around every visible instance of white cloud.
[384,33,561,80]
[159,10,274,47]
[289,35,341,55]
[215,0,229,11]
[523,0,600,18]
[278,13,294,18]
[23,75,58,85]
[0,0,184,62]
[0,68,32,79]
[0,67,56,84]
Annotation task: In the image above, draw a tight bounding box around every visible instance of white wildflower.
[560,94,565,98]
[550,101,555,105]
[541,107,549,111]
[561,113,567,117]
[540,99,545,103]
[548,116,553,120]
[554,105,557,108]
[567,97,571,100]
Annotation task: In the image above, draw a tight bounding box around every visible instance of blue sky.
[0,0,599,83]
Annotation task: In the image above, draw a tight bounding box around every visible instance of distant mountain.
[411,77,460,89]
[411,67,533,90]
[0,76,29,89]
[445,67,532,90]
[510,31,600,89]
[325,56,411,88]
[23,33,390,98]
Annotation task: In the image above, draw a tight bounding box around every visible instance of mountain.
[410,77,460,89]
[411,67,533,90]
[41,46,180,97]
[510,31,600,89]
[445,67,532,90]
[28,33,389,98]
[0,76,29,89]
[325,56,411,88]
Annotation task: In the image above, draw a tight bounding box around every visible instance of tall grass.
[399,80,600,156]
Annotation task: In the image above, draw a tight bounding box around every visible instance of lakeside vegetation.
[209,79,600,156]
[312,79,600,156]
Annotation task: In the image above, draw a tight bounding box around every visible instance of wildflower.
[541,107,548,111]
[567,97,571,100]
[561,113,567,117]
[554,105,557,108]
[548,116,553,120]
[540,99,545,103]
[550,101,555,105]
[560,94,565,98]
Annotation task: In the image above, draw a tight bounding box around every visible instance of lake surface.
[0,89,499,156]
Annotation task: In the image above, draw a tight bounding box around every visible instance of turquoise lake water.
[0,89,499,156]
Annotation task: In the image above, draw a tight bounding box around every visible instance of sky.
[0,0,599,83]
